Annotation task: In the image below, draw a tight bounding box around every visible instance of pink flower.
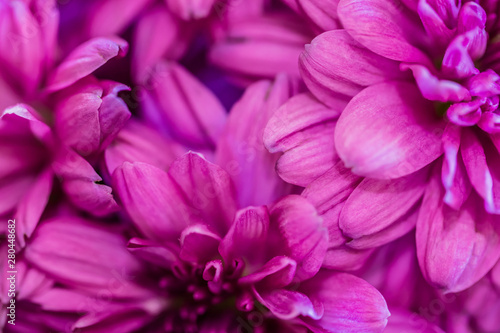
[109,152,389,332]
[267,0,500,293]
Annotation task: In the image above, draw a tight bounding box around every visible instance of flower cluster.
[1,0,499,332]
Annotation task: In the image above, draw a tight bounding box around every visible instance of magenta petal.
[254,288,324,321]
[104,120,185,176]
[270,195,328,281]
[45,37,128,92]
[338,0,431,65]
[335,82,444,179]
[73,306,156,333]
[132,4,191,81]
[86,0,154,37]
[141,61,226,149]
[302,162,362,248]
[384,309,446,333]
[112,161,189,242]
[299,271,390,333]
[216,75,294,206]
[53,149,119,217]
[461,128,500,213]
[168,152,238,235]
[24,216,147,299]
[264,93,340,187]
[441,124,471,209]
[218,206,270,270]
[401,63,470,103]
[417,0,454,46]
[299,30,407,107]
[416,171,500,293]
[282,0,341,31]
[340,167,429,242]
[31,288,98,313]
[179,224,222,264]
[166,0,215,20]
[239,256,296,290]
[127,238,180,270]
[15,168,53,247]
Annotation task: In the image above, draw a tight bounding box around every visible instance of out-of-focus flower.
[267,0,500,293]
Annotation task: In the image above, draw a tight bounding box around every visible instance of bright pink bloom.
[267,0,500,293]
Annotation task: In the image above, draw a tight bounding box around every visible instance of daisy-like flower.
[267,0,500,293]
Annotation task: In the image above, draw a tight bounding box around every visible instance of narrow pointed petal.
[270,195,328,281]
[46,37,128,92]
[15,168,53,247]
[299,271,390,333]
[416,169,500,293]
[264,93,341,187]
[335,82,444,179]
[127,238,180,270]
[216,75,295,207]
[283,0,341,31]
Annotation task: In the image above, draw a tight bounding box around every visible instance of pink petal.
[401,63,470,102]
[165,0,216,20]
[132,4,192,81]
[127,238,180,270]
[216,74,295,207]
[335,81,444,179]
[253,288,324,321]
[179,224,222,264]
[461,128,500,213]
[270,195,328,281]
[53,149,119,217]
[112,161,190,242]
[209,13,311,84]
[45,37,128,92]
[299,29,407,107]
[299,271,390,333]
[86,0,154,37]
[322,246,374,271]
[441,124,471,209]
[302,162,362,248]
[340,167,429,242]
[168,152,238,235]
[384,309,446,333]
[104,119,185,176]
[416,170,500,293]
[264,93,341,187]
[15,168,53,248]
[24,216,148,299]
[338,0,431,65]
[219,206,270,271]
[282,0,341,32]
[239,256,296,290]
[141,61,226,149]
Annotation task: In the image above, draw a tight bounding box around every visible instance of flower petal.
[45,37,128,92]
[299,271,390,333]
[216,74,295,206]
[179,224,222,264]
[416,169,500,293]
[335,81,444,179]
[270,195,328,281]
[264,93,341,187]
